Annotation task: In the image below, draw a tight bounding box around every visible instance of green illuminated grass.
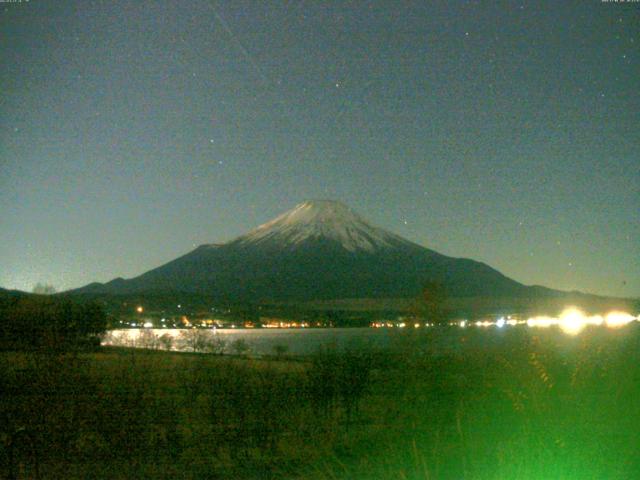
[1,325,638,479]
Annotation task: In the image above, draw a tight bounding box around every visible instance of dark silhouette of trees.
[0,296,106,351]
[307,345,373,430]
[177,329,215,353]
[410,281,449,325]
[158,333,174,351]
[203,335,226,355]
[138,329,160,350]
[230,338,250,356]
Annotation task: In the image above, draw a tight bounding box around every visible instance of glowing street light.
[558,308,587,336]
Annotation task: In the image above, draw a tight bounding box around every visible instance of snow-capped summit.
[233,200,407,252]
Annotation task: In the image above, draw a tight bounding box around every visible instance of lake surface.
[105,327,407,355]
[103,324,635,356]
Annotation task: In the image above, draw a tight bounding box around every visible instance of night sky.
[1,1,638,298]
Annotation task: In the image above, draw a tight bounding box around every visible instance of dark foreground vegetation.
[1,325,639,479]
[0,294,106,351]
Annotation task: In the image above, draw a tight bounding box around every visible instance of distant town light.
[527,316,556,328]
[136,306,144,313]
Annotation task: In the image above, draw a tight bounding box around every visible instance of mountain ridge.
[66,200,621,307]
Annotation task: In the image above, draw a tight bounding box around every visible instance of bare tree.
[203,335,227,355]
[159,333,174,351]
[177,329,212,353]
[138,329,160,350]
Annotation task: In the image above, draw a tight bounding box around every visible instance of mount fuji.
[70,200,553,303]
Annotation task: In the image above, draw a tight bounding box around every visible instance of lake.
[103,323,636,356]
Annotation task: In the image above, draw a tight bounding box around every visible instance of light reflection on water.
[103,328,397,355]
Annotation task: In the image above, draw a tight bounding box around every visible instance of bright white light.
[496,317,506,328]
[558,308,587,336]
[605,311,636,328]
[475,320,492,327]
[527,316,556,328]
[524,308,636,335]
[143,321,153,328]
[459,320,467,328]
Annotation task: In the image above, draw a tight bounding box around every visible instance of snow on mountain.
[233,200,409,252]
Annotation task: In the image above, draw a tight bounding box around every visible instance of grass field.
[1,324,639,479]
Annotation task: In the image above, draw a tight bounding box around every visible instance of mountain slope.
[69,200,555,302]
